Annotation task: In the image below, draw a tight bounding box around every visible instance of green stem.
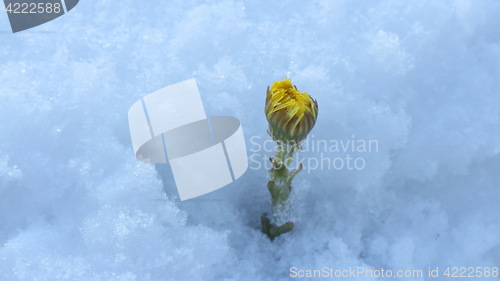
[271,143,295,210]
[261,141,301,240]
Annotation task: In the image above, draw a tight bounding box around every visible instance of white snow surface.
[0,1,500,280]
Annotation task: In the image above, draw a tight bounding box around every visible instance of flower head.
[265,78,318,143]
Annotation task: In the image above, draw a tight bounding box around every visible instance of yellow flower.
[265,78,318,143]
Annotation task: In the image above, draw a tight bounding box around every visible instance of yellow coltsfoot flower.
[261,78,319,241]
[265,78,318,143]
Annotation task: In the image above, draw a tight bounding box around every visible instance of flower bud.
[265,78,318,143]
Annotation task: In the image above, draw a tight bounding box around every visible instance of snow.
[1,0,499,280]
